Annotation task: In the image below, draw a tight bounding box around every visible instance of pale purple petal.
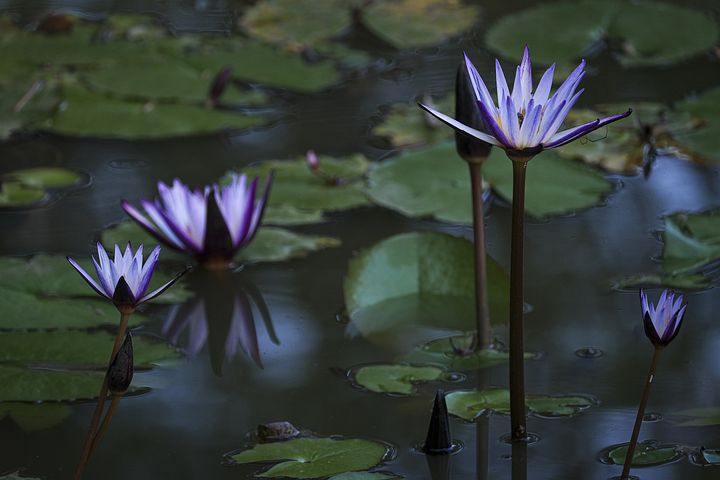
[495,59,511,107]
[68,256,109,299]
[418,103,502,146]
[532,64,555,106]
[136,245,161,299]
[463,53,497,112]
[138,268,188,304]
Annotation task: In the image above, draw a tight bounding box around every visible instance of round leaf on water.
[673,87,720,163]
[0,331,179,368]
[660,210,720,275]
[371,97,454,149]
[101,221,340,264]
[606,441,683,466]
[446,388,594,421]
[1,403,71,432]
[350,364,447,395]
[612,273,712,291]
[47,88,268,139]
[0,182,46,208]
[675,407,720,427]
[230,153,370,225]
[263,205,327,226]
[228,437,389,479]
[343,232,509,348]
[360,0,480,50]
[3,168,83,189]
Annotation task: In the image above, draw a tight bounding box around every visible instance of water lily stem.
[87,394,122,459]
[74,311,131,480]
[468,162,491,350]
[621,347,661,479]
[509,159,528,442]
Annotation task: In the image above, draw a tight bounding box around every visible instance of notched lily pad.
[446,388,595,421]
[343,232,508,349]
[404,334,538,370]
[371,97,453,149]
[602,440,684,467]
[660,210,720,275]
[0,167,86,208]
[673,87,720,164]
[101,221,341,265]
[226,437,391,479]
[486,1,718,67]
[675,407,720,427]
[348,363,454,395]
[229,153,370,225]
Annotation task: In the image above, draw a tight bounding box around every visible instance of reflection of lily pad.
[101,221,341,264]
[676,407,720,427]
[372,97,453,148]
[350,364,448,395]
[230,153,370,225]
[367,143,612,221]
[605,441,683,467]
[343,232,508,348]
[0,331,179,368]
[1,403,71,432]
[486,1,718,67]
[228,437,390,479]
[361,0,480,50]
[446,388,594,421]
[47,88,268,139]
[405,334,537,370]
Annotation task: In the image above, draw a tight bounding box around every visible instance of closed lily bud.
[640,289,687,349]
[207,67,233,108]
[108,332,134,394]
[306,150,320,171]
[455,62,492,163]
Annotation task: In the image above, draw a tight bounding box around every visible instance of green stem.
[509,160,528,442]
[468,162,491,350]
[87,394,122,459]
[621,348,661,479]
[74,311,131,480]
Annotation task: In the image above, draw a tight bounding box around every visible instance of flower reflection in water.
[163,273,278,376]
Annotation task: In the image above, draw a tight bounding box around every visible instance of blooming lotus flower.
[420,47,632,156]
[121,173,272,269]
[67,243,184,313]
[640,289,687,348]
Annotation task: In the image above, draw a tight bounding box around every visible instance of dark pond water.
[1,0,720,479]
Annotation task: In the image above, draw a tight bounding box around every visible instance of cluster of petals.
[640,289,687,348]
[420,46,631,153]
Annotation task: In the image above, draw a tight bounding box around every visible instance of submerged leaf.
[350,364,447,395]
[446,388,594,421]
[228,437,389,479]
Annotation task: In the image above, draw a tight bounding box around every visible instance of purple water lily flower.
[121,173,272,269]
[420,46,632,156]
[67,243,185,313]
[640,289,687,348]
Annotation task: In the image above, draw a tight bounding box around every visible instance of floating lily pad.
[0,331,179,368]
[372,97,453,148]
[673,87,720,163]
[446,388,594,421]
[0,76,59,139]
[228,437,390,479]
[486,1,718,68]
[676,407,720,427]
[329,473,401,480]
[404,334,537,370]
[231,153,370,225]
[349,364,449,395]
[3,168,83,189]
[0,183,46,208]
[101,221,341,264]
[263,205,327,225]
[343,232,508,348]
[660,210,720,275]
[0,472,41,480]
[605,441,684,467]
[1,403,71,431]
[366,143,612,221]
[47,88,268,138]
[612,273,712,290]
[0,255,191,305]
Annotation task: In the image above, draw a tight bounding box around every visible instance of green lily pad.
[46,88,268,139]
[360,0,480,50]
[3,168,83,189]
[699,449,720,465]
[0,183,46,208]
[230,153,371,225]
[612,273,712,290]
[0,77,59,139]
[446,388,594,421]
[1,403,71,432]
[673,87,720,163]
[404,334,537,370]
[329,473,401,480]
[676,407,720,427]
[486,1,718,67]
[366,143,612,221]
[660,210,720,275]
[0,331,179,368]
[0,255,191,305]
[350,364,448,395]
[343,232,508,348]
[101,221,341,265]
[228,437,390,479]
[0,365,148,402]
[263,205,327,226]
[372,97,453,149]
[606,441,683,467]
